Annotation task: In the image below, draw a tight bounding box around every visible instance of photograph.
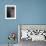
[18,24,46,46]
[5,5,16,19]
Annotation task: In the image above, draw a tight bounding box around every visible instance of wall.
[0,0,46,44]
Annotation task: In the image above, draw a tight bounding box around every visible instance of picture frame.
[18,24,46,42]
[5,5,16,19]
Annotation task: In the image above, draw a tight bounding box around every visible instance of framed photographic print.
[5,5,16,19]
[18,24,46,42]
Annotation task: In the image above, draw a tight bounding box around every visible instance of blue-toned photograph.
[0,0,46,46]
